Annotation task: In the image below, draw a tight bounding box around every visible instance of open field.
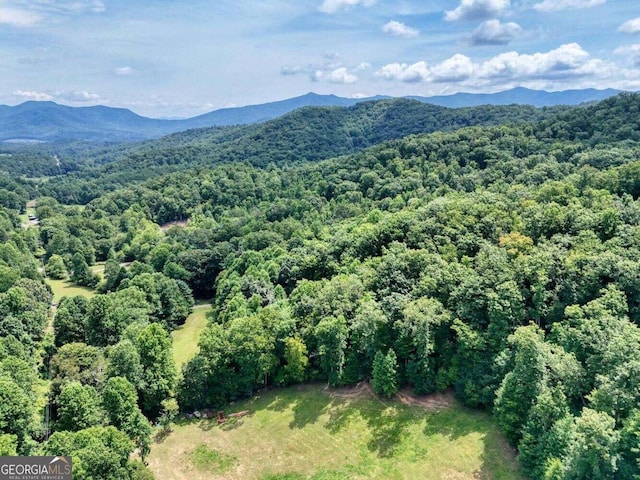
[90,261,106,275]
[46,278,97,303]
[45,262,109,303]
[171,303,212,371]
[147,384,524,480]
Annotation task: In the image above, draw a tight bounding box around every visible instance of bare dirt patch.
[395,388,455,411]
[160,220,188,231]
[325,381,455,411]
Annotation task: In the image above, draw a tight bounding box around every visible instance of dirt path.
[325,381,455,411]
[395,388,455,410]
[160,220,188,231]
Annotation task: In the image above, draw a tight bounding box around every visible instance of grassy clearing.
[45,262,105,303]
[90,261,106,275]
[46,278,96,303]
[19,204,37,227]
[171,304,212,371]
[189,444,238,473]
[147,385,524,480]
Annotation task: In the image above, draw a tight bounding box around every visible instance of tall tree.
[70,252,98,287]
[563,408,620,480]
[494,326,547,445]
[135,323,176,417]
[56,382,102,432]
[53,295,89,347]
[315,315,348,386]
[0,376,32,452]
[371,349,399,398]
[101,377,151,460]
[43,426,135,480]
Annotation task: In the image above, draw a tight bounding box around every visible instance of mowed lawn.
[46,278,97,303]
[46,263,105,303]
[171,303,212,371]
[147,385,524,480]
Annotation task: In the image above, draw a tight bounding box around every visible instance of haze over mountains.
[0,87,622,143]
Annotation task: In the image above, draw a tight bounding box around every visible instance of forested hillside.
[0,88,614,143]
[37,99,561,204]
[1,93,640,479]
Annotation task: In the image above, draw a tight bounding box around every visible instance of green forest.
[1,94,640,479]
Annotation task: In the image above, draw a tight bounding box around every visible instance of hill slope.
[0,88,621,142]
[39,98,559,203]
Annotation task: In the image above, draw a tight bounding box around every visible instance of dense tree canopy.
[3,94,640,477]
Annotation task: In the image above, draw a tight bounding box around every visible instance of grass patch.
[147,385,524,480]
[90,261,106,275]
[171,303,212,371]
[46,278,96,303]
[19,204,37,227]
[190,444,238,473]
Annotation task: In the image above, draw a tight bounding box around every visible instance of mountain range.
[0,87,622,143]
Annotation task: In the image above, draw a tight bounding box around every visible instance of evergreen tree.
[371,349,399,398]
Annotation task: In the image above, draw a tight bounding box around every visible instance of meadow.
[147,384,523,480]
[171,303,212,371]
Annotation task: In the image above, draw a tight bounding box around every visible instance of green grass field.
[171,303,212,371]
[46,278,97,303]
[45,263,106,303]
[90,261,106,275]
[147,385,524,480]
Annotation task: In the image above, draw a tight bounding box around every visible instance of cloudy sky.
[1,0,639,117]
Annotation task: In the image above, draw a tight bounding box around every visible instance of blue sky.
[1,0,639,117]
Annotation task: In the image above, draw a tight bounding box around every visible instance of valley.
[0,92,640,479]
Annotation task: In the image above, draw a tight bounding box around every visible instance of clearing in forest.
[46,278,97,303]
[147,384,524,480]
[171,302,213,371]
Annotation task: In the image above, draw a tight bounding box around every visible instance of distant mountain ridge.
[0,87,623,142]
[409,87,621,108]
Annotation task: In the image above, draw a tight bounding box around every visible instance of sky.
[1,0,639,118]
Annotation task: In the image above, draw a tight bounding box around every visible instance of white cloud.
[376,43,603,85]
[0,7,41,26]
[613,44,640,55]
[0,1,105,27]
[319,67,358,84]
[619,18,640,34]
[281,55,361,84]
[59,90,101,102]
[471,19,522,45]
[614,44,640,67]
[382,20,419,38]
[445,0,510,22]
[115,66,134,76]
[319,0,375,14]
[431,54,475,82]
[376,61,430,83]
[476,43,599,80]
[13,90,54,101]
[533,0,605,12]
[351,93,369,98]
